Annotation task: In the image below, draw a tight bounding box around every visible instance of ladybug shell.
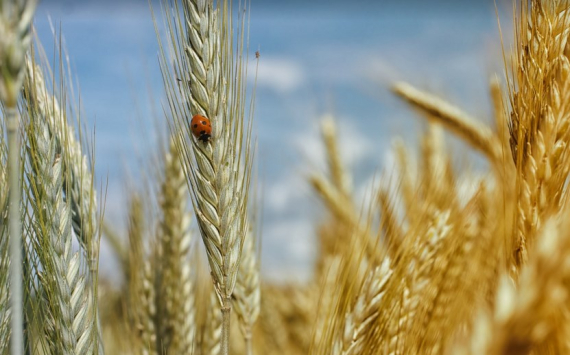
[190,114,212,143]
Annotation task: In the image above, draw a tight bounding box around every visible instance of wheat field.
[2,0,570,354]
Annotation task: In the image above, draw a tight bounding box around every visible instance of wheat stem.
[221,296,231,355]
[1,3,38,351]
[6,107,23,355]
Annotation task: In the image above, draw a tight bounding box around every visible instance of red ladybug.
[190,114,212,143]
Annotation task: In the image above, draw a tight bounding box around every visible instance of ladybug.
[190,114,212,143]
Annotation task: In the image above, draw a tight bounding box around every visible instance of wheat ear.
[157,0,254,353]
[26,58,104,353]
[471,217,570,355]
[23,78,88,354]
[127,195,158,355]
[157,138,195,354]
[333,259,392,355]
[508,0,570,269]
[310,175,378,263]
[321,115,352,197]
[232,231,261,355]
[0,1,37,353]
[393,82,502,167]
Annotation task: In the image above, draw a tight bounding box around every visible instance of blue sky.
[34,0,511,282]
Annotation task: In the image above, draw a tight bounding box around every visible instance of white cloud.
[265,174,308,214]
[250,57,305,93]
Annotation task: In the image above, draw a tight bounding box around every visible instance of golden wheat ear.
[506,0,570,270]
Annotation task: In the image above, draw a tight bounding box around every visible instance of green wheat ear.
[155,0,255,354]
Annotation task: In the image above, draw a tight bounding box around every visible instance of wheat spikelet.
[508,0,570,268]
[182,0,222,121]
[157,139,195,354]
[333,259,392,355]
[232,231,260,353]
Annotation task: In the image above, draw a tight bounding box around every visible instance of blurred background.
[33,0,508,283]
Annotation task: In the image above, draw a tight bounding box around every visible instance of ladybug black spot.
[202,121,207,125]
[198,133,211,143]
[193,124,198,128]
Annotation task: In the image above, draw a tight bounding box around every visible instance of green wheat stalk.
[0,1,37,354]
[155,0,255,353]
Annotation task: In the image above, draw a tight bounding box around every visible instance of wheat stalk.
[232,231,260,355]
[157,0,254,353]
[0,1,37,354]
[0,100,10,354]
